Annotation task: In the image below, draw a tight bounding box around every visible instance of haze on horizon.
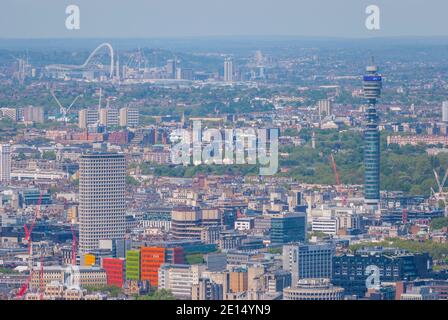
[0,0,447,39]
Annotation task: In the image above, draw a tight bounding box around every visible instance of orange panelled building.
[140,247,184,287]
[141,247,165,287]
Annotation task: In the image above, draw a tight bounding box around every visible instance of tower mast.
[363,58,382,212]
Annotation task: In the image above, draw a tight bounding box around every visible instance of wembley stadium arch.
[45,43,114,79]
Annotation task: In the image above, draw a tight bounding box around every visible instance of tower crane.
[50,90,81,124]
[15,193,43,299]
[432,168,448,216]
[70,223,77,266]
[329,154,347,206]
[39,252,44,300]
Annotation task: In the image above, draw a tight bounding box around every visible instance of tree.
[136,289,176,300]
[185,253,204,265]
[84,285,123,297]
[126,175,140,186]
[283,128,300,137]
[42,151,57,160]
[430,217,448,231]
[17,152,26,161]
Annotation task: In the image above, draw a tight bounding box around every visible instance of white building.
[78,109,99,129]
[234,218,254,231]
[11,169,68,181]
[310,206,361,235]
[158,264,205,299]
[443,101,448,123]
[0,108,19,122]
[311,216,338,235]
[0,144,11,183]
[99,107,119,127]
[224,57,234,82]
[119,107,139,127]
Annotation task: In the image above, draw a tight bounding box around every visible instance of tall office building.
[288,190,303,211]
[78,109,99,129]
[270,212,307,245]
[166,59,177,79]
[227,269,249,293]
[119,107,139,127]
[99,108,119,128]
[224,57,234,82]
[317,99,332,117]
[175,67,182,80]
[0,144,11,183]
[180,68,194,80]
[363,60,382,208]
[171,207,220,240]
[79,152,126,253]
[22,106,44,123]
[283,243,335,287]
[442,101,448,123]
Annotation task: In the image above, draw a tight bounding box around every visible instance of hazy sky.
[0,0,447,38]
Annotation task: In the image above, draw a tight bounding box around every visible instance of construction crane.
[329,154,347,206]
[95,87,104,128]
[329,154,341,185]
[15,193,43,299]
[39,252,44,300]
[70,223,77,266]
[50,90,81,124]
[431,168,448,216]
[402,208,408,225]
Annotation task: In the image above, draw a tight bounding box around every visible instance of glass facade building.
[270,213,306,245]
[332,249,432,297]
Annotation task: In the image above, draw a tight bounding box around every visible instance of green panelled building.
[125,249,140,280]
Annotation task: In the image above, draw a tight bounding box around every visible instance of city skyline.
[0,1,448,305]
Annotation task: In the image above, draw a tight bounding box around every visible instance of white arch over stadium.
[46,43,114,78]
